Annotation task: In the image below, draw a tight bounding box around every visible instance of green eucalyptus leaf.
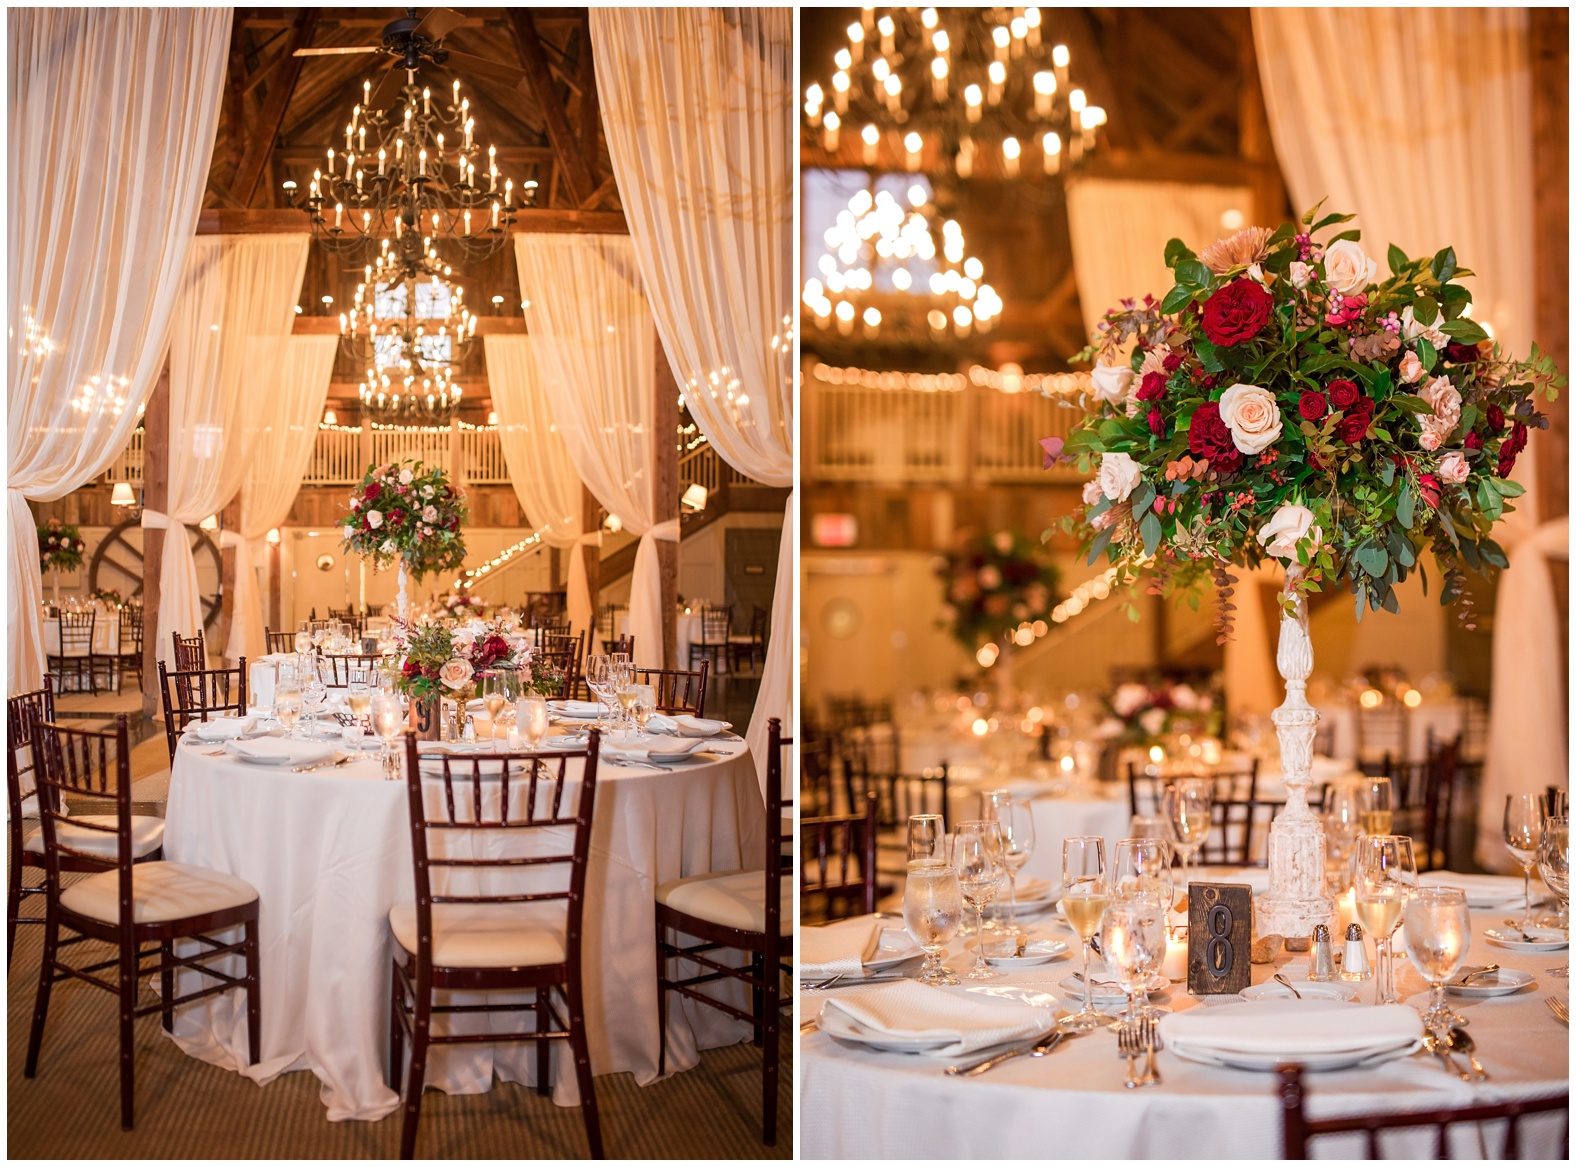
[1140,511,1163,557]
[1480,539,1509,569]
[1441,318,1487,344]
[1380,585,1400,614]
[1356,543,1389,577]
[1087,525,1115,566]
[1491,478,1526,498]
[1396,486,1415,529]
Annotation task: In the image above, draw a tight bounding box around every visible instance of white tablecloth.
[42,614,120,656]
[163,730,764,1120]
[614,611,702,669]
[801,898,1569,1158]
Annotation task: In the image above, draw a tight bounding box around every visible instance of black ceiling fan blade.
[441,49,529,90]
[294,46,382,57]
[414,8,467,44]
[369,58,406,109]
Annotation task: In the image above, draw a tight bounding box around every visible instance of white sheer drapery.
[1252,9,1552,863]
[6,7,230,689]
[590,6,796,779]
[151,234,308,665]
[1064,178,1253,339]
[513,234,666,667]
[484,334,594,644]
[224,334,336,664]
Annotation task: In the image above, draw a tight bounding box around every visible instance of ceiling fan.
[293,7,530,105]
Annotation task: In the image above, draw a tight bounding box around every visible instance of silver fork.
[1116,1022,1143,1089]
[1548,997,1569,1025]
[1140,1015,1163,1086]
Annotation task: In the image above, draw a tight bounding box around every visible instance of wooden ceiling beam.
[1162,84,1240,152]
[231,9,320,206]
[296,316,528,337]
[1078,148,1266,188]
[196,205,623,236]
[575,12,601,195]
[508,10,594,207]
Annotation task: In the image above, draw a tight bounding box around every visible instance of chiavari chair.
[157,659,248,763]
[632,662,709,717]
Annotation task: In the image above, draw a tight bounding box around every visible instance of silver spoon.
[1446,1026,1489,1081]
[1454,964,1501,986]
[1273,973,1303,999]
[1502,919,1536,942]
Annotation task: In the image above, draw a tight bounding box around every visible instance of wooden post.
[269,539,282,631]
[140,367,171,722]
[653,342,680,669]
[449,416,465,488]
[358,407,373,476]
[1532,7,1568,522]
[217,495,243,665]
[1237,13,1287,229]
[582,483,601,636]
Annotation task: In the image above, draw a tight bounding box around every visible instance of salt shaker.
[462,714,477,743]
[1339,922,1372,981]
[1307,923,1337,981]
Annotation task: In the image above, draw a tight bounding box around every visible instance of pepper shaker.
[1307,923,1337,981]
[1339,922,1372,981]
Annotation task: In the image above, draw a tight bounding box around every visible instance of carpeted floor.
[6,919,791,1159]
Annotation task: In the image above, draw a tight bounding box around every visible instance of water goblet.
[1163,778,1213,873]
[983,790,1035,938]
[369,690,404,779]
[904,858,963,986]
[1538,815,1569,977]
[294,622,312,656]
[1061,835,1109,1032]
[517,696,549,750]
[954,821,1005,980]
[1101,890,1166,1025]
[274,684,304,738]
[1114,837,1174,916]
[632,684,658,733]
[1401,885,1471,1031]
[1354,834,1416,1006]
[1504,794,1546,929]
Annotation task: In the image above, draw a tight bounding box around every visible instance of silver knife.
[946,1029,1065,1076]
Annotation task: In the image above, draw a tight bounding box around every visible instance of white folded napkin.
[1011,876,1055,901]
[249,661,277,709]
[645,713,679,734]
[1418,870,1529,907]
[193,716,254,742]
[550,700,603,718]
[602,737,706,763]
[800,918,882,978]
[1160,1000,1421,1056]
[224,738,334,765]
[671,714,732,736]
[822,981,1057,1057]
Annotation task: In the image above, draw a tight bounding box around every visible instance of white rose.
[1246,263,1269,286]
[1082,479,1102,506]
[422,505,438,523]
[1323,239,1377,296]
[1288,261,1313,289]
[1139,708,1169,737]
[380,539,396,553]
[399,468,414,485]
[1090,361,1134,404]
[1398,351,1425,384]
[977,565,1002,590]
[992,531,1014,555]
[1097,451,1142,502]
[1417,375,1462,430]
[1112,683,1149,718]
[1401,305,1450,349]
[366,509,383,529]
[1256,503,1321,560]
[1437,451,1470,484]
[438,658,474,690]
[1217,383,1283,454]
[1171,683,1200,712]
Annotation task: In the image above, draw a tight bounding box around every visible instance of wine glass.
[905,815,961,986]
[1362,776,1394,836]
[302,659,328,726]
[1061,835,1109,1032]
[517,696,549,750]
[1114,837,1174,916]
[1538,815,1569,978]
[1504,794,1546,929]
[1324,778,1363,893]
[615,677,641,734]
[1163,778,1213,873]
[346,680,371,727]
[631,684,657,733]
[1401,885,1471,1031]
[369,689,404,779]
[481,672,508,731]
[954,820,1005,981]
[984,791,1035,938]
[585,654,614,727]
[294,621,312,656]
[908,813,947,867]
[1100,890,1166,1026]
[1353,834,1417,1006]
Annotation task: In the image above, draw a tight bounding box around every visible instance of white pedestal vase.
[1256,566,1336,944]
[396,558,409,624]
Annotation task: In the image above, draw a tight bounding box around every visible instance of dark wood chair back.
[1279,1063,1567,1158]
[31,715,132,881]
[800,737,835,817]
[696,605,731,646]
[540,629,586,695]
[597,603,624,644]
[171,630,206,672]
[608,634,634,659]
[632,662,709,716]
[766,717,789,962]
[7,677,55,814]
[1384,738,1459,872]
[263,628,297,654]
[801,793,878,923]
[54,611,95,656]
[158,659,248,763]
[319,653,385,687]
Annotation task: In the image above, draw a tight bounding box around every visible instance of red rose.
[363,483,380,501]
[1146,407,1165,435]
[1463,431,1483,451]
[1336,397,1374,444]
[1444,342,1480,365]
[1188,402,1242,473]
[1485,404,1506,431]
[1498,449,1518,478]
[1162,352,1184,373]
[1298,391,1328,422]
[402,660,418,677]
[1416,474,1442,509]
[1200,279,1273,347]
[1136,371,1167,402]
[1326,379,1360,410]
[1504,421,1528,458]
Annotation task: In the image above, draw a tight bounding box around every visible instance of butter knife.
[946,1028,1065,1076]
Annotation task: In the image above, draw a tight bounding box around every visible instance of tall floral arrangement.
[1046,205,1562,632]
[339,460,467,582]
[38,518,86,572]
[936,528,1061,654]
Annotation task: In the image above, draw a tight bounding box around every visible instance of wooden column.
[140,367,171,722]
[358,408,373,476]
[582,484,601,635]
[449,416,465,488]
[1532,7,1568,522]
[653,344,680,669]
[216,495,243,666]
[269,540,282,631]
[1237,12,1288,228]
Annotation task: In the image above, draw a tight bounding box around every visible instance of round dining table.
[800,892,1569,1159]
[162,723,763,1121]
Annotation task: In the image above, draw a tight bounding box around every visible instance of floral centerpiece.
[1096,677,1223,746]
[390,617,561,706]
[339,460,467,582]
[936,528,1061,657]
[92,588,124,607]
[432,591,485,620]
[38,518,86,572]
[1047,204,1562,631]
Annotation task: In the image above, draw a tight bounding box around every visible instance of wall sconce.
[604,513,623,533]
[681,483,709,512]
[487,411,499,426]
[198,514,219,531]
[265,528,281,545]
[110,483,136,507]
[322,408,338,426]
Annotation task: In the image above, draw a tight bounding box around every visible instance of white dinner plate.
[1058,969,1166,1007]
[1239,980,1357,1003]
[1168,1036,1421,1073]
[669,715,734,737]
[816,1006,959,1054]
[222,739,336,767]
[1446,967,1536,997]
[969,938,1070,968]
[866,928,925,972]
[1483,928,1568,952]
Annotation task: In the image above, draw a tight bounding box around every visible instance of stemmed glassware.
[294,622,312,655]
[954,821,1006,980]
[1100,890,1166,1024]
[274,663,304,738]
[904,814,961,986]
[1113,837,1173,916]
[1538,814,1569,978]
[302,657,328,727]
[1324,778,1362,892]
[346,679,371,728]
[1162,778,1213,874]
[481,672,508,732]
[1353,834,1416,1006]
[1362,776,1394,836]
[1504,794,1546,929]
[983,790,1035,938]
[1401,885,1471,1031]
[585,654,616,728]
[369,689,403,779]
[517,696,549,750]
[631,684,657,733]
[1061,835,1109,1032]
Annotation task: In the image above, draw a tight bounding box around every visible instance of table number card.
[1187,883,1253,996]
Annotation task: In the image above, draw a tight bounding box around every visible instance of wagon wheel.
[87,516,224,633]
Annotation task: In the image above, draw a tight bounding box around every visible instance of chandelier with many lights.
[803,7,1107,181]
[296,72,537,263]
[801,182,1001,343]
[340,255,476,376]
[358,356,464,427]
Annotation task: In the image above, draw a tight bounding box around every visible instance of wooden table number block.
[1187,882,1253,996]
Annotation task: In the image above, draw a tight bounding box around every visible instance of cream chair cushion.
[24,815,165,859]
[60,861,258,925]
[655,870,792,934]
[389,901,569,969]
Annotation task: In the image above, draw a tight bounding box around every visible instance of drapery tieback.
[218,530,247,550]
[649,518,680,543]
[576,530,602,548]
[139,509,175,531]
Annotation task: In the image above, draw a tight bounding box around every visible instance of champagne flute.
[370,689,404,779]
[906,814,961,985]
[954,820,1005,980]
[1538,815,1569,977]
[1354,834,1416,1006]
[1504,794,1546,929]
[1061,835,1109,1032]
[1401,885,1471,1031]
[347,680,371,727]
[632,684,657,732]
[517,696,549,750]
[984,791,1035,938]
[1361,776,1394,836]
[585,654,614,728]
[1101,890,1166,1025]
[1163,778,1213,873]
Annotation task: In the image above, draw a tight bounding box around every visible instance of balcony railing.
[679,442,756,496]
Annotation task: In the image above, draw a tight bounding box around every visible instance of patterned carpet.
[6,919,791,1159]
